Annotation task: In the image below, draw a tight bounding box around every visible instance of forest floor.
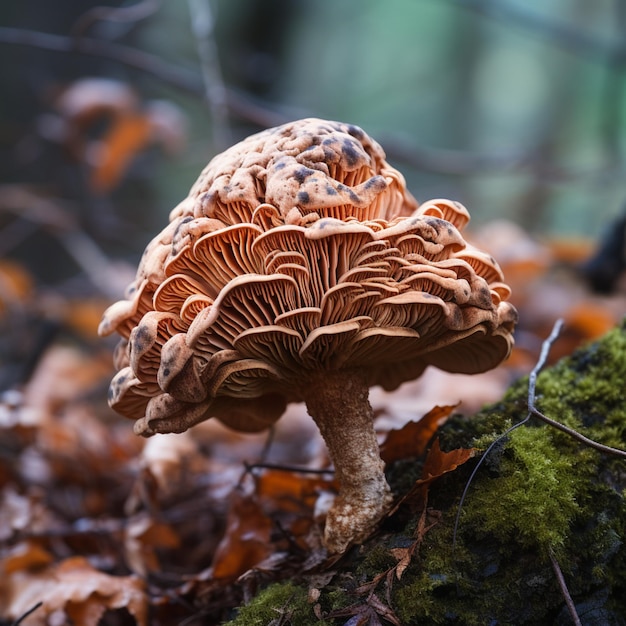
[1,225,625,625]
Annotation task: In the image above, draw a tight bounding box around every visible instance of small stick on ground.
[549,549,582,626]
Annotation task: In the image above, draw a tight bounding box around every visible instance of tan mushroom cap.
[100,118,517,437]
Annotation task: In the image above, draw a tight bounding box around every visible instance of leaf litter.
[1,220,625,623]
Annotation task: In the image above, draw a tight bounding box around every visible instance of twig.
[528,319,626,459]
[530,406,626,459]
[244,462,335,476]
[527,317,564,408]
[71,0,161,38]
[452,319,561,552]
[448,0,626,68]
[0,26,288,130]
[549,549,582,626]
[11,601,43,626]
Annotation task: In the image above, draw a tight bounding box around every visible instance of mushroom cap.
[100,118,517,436]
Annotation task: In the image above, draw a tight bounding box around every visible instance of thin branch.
[71,0,161,38]
[528,319,626,459]
[11,602,43,626]
[244,462,335,476]
[0,26,289,129]
[530,406,626,459]
[527,317,564,408]
[549,549,582,626]
[448,0,626,68]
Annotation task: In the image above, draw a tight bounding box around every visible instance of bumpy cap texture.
[99,118,517,436]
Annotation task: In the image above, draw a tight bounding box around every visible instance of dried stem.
[549,549,582,626]
[528,318,626,459]
[303,369,392,553]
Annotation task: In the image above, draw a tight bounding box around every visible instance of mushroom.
[100,118,518,553]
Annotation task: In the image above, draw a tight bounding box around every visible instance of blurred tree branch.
[0,25,288,130]
[450,0,626,67]
[2,4,626,186]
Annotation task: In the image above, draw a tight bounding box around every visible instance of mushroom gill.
[100,118,518,553]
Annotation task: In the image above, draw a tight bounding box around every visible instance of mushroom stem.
[303,369,392,553]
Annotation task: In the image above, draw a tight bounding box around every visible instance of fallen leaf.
[392,439,475,515]
[1,556,147,626]
[255,469,333,513]
[211,491,272,580]
[90,112,152,192]
[380,404,459,463]
[419,438,475,485]
[124,514,180,576]
[1,541,53,575]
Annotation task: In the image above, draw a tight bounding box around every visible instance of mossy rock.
[226,319,626,625]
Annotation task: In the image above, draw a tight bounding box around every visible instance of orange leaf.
[1,541,53,575]
[393,438,475,514]
[419,438,475,484]
[380,404,459,464]
[0,260,32,311]
[90,112,152,192]
[256,469,333,513]
[211,492,272,580]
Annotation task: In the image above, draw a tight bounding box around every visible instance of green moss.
[460,423,595,556]
[225,581,323,626]
[224,321,626,624]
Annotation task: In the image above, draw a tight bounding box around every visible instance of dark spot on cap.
[298,191,310,204]
[173,216,194,241]
[294,167,314,184]
[365,176,385,190]
[325,184,338,196]
[341,139,360,167]
[162,367,170,378]
[346,124,364,140]
[132,325,152,354]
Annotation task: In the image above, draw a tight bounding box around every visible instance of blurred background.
[1,0,625,391]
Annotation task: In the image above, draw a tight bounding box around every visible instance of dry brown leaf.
[124,514,181,576]
[1,541,53,575]
[379,404,459,464]
[1,556,147,626]
[392,438,475,516]
[419,438,475,484]
[211,491,273,580]
[255,469,333,514]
